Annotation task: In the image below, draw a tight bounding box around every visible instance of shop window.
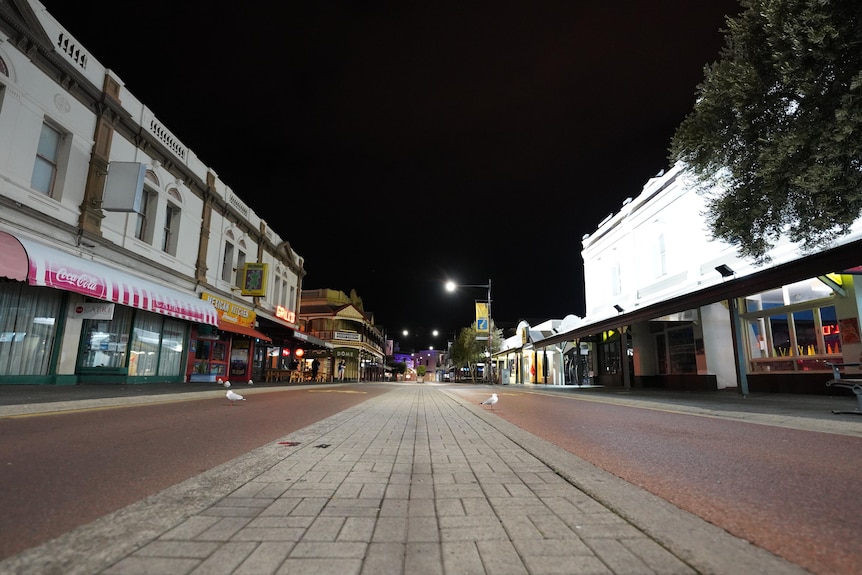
[667,326,696,373]
[769,314,792,357]
[130,313,162,376]
[0,284,62,376]
[31,122,63,196]
[81,306,133,369]
[821,306,840,354]
[744,302,839,373]
[655,333,667,374]
[158,319,185,375]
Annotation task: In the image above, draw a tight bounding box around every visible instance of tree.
[448,321,504,382]
[669,0,862,262]
[450,327,478,381]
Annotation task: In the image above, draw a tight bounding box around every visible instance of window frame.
[161,202,180,255]
[31,122,63,196]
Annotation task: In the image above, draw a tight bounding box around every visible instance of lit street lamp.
[445,279,493,383]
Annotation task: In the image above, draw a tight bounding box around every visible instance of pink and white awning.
[0,231,218,326]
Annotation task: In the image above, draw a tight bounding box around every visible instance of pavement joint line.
[0,384,836,574]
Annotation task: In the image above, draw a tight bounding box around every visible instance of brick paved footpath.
[1,385,809,575]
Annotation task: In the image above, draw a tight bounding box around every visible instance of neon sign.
[823,325,840,336]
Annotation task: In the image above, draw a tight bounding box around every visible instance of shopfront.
[255,315,332,382]
[0,230,219,385]
[189,292,271,383]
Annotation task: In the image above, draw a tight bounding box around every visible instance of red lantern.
[295,348,305,358]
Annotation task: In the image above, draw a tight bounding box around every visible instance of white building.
[537,164,862,395]
[0,0,327,385]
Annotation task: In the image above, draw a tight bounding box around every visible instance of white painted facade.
[574,164,862,392]
[0,0,311,384]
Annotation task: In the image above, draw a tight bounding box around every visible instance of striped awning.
[0,231,218,326]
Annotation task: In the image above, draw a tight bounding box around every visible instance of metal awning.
[218,319,272,342]
[536,237,862,348]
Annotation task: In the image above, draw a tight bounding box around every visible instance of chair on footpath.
[826,362,862,415]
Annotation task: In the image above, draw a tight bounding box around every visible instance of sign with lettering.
[276,305,296,323]
[202,292,255,328]
[334,331,361,342]
[73,302,115,320]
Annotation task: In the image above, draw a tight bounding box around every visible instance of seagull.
[479,393,498,409]
[226,389,245,405]
[223,380,230,388]
[247,379,254,386]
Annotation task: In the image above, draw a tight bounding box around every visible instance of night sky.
[39,0,742,348]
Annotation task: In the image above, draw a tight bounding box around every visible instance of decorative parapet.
[227,192,249,219]
[55,31,89,71]
[146,116,187,162]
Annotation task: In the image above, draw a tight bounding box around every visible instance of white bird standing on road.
[479,393,498,409]
[226,389,245,405]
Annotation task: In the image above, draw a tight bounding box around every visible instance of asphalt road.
[452,387,862,575]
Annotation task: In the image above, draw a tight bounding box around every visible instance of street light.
[445,279,493,383]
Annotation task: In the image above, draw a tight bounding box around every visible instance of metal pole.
[487,278,492,384]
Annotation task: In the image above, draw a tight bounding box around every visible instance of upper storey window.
[31,123,62,196]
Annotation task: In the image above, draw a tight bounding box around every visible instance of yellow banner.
[475,302,489,334]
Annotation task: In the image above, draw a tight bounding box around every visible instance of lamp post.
[445,279,493,383]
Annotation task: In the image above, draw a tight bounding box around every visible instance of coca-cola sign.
[46,266,105,298]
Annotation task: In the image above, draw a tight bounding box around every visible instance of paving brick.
[405,542,443,575]
[407,516,440,542]
[233,541,293,575]
[361,542,405,574]
[189,542,258,575]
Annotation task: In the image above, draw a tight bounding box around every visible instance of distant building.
[298,289,385,381]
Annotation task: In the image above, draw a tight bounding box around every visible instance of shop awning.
[289,328,332,349]
[218,319,272,342]
[0,231,28,281]
[0,231,219,326]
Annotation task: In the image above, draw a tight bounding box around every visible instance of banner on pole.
[475,302,489,335]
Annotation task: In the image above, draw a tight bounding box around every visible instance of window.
[221,242,234,282]
[135,189,157,242]
[0,284,63,375]
[743,287,839,373]
[273,273,282,305]
[162,203,179,255]
[31,123,62,195]
[81,306,132,369]
[235,250,246,286]
[655,233,666,277]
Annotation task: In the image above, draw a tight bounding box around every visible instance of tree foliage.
[449,321,503,382]
[669,0,862,261]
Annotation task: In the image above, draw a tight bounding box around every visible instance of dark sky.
[40,1,741,348]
